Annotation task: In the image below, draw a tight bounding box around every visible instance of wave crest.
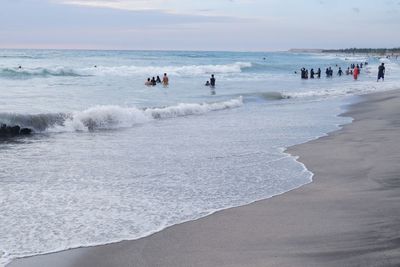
[85,62,252,76]
[0,98,243,133]
[0,62,252,79]
[0,67,84,79]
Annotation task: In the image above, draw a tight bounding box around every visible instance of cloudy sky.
[1,0,399,51]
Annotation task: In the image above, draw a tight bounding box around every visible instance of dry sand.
[9,90,400,267]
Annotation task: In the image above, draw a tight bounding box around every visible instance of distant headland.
[289,48,400,55]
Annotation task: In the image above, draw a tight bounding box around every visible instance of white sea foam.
[0,62,252,79]
[80,62,252,76]
[0,67,83,78]
[283,81,400,99]
[0,95,347,267]
[49,97,243,132]
[310,53,369,62]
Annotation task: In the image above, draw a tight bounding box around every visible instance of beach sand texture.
[9,90,400,267]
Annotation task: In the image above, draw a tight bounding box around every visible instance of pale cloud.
[1,0,400,51]
[57,0,263,16]
[60,0,171,11]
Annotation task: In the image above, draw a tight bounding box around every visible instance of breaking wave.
[0,67,84,79]
[0,97,243,133]
[282,81,400,99]
[84,62,252,76]
[0,62,252,79]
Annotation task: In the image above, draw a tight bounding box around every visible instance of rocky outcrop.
[0,124,32,137]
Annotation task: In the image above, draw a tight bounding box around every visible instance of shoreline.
[8,90,400,267]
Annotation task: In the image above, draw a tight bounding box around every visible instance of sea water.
[1,50,399,266]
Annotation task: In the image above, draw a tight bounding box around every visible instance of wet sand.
[8,90,400,267]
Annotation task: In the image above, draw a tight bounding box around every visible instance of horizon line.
[0,46,286,53]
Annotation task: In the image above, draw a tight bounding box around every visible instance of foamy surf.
[0,67,84,78]
[1,49,400,267]
[283,80,400,100]
[81,62,252,76]
[0,62,252,79]
[0,97,243,133]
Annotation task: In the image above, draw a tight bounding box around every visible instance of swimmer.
[162,73,169,86]
[210,74,216,87]
[377,63,385,82]
[338,67,343,76]
[317,68,321,78]
[145,78,152,86]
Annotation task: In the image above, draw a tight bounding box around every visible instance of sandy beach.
[8,90,400,267]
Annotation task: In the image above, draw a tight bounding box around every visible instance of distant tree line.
[322,48,400,54]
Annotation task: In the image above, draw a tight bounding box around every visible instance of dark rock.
[20,128,32,135]
[9,126,21,135]
[0,124,33,137]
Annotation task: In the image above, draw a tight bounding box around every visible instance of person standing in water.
[162,73,169,87]
[353,66,360,80]
[377,63,385,82]
[210,74,216,87]
[317,68,321,78]
[338,67,343,76]
[151,77,157,86]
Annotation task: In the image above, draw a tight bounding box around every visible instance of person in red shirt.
[353,66,359,80]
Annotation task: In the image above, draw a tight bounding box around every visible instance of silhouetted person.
[317,68,321,78]
[338,67,343,76]
[156,76,161,83]
[310,68,315,79]
[377,63,385,82]
[210,74,216,87]
[151,77,156,86]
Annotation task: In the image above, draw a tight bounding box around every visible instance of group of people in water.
[144,73,217,88]
[204,74,216,87]
[300,67,322,79]
[299,61,386,82]
[145,73,169,87]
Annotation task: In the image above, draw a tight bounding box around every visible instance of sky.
[0,0,399,51]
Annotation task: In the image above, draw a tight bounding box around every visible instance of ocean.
[1,49,399,266]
